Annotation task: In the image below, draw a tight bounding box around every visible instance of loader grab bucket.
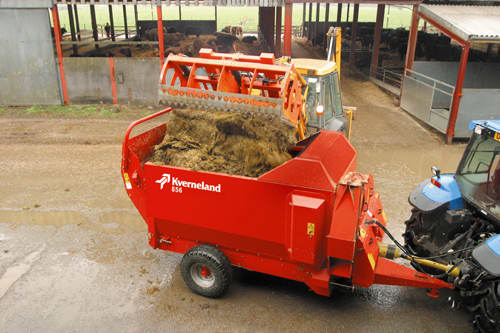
[159,49,307,139]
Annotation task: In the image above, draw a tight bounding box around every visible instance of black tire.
[403,208,433,256]
[180,245,232,298]
[469,281,500,333]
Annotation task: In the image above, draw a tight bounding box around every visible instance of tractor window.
[456,131,500,221]
[304,76,320,127]
[331,72,343,117]
[322,76,334,121]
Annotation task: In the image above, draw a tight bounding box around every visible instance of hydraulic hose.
[365,219,474,277]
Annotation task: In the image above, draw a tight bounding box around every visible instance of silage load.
[149,109,296,177]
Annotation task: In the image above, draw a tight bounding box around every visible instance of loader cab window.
[456,129,500,220]
[304,74,340,128]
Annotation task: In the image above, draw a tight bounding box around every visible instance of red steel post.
[109,57,118,105]
[447,42,470,143]
[157,5,165,67]
[275,6,282,57]
[370,4,385,77]
[404,5,419,74]
[51,5,69,105]
[283,3,293,57]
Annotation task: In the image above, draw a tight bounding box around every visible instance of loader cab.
[455,121,500,223]
[291,59,349,138]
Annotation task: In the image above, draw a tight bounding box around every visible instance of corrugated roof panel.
[419,5,500,43]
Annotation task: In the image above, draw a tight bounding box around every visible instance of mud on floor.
[149,109,296,177]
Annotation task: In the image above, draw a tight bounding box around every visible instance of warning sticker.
[307,223,315,237]
[123,173,132,190]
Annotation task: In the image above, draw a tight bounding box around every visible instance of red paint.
[448,42,470,142]
[121,109,454,297]
[109,57,118,105]
[158,51,305,135]
[51,5,69,105]
[283,3,293,57]
[156,5,165,68]
[404,5,419,73]
[201,267,211,277]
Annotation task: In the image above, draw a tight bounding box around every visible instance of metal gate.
[0,8,61,105]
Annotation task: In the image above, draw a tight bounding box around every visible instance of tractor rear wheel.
[469,280,500,333]
[180,245,232,298]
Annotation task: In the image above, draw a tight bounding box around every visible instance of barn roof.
[50,0,421,7]
[419,4,500,43]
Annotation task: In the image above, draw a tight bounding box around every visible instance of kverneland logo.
[155,173,171,189]
[155,173,221,193]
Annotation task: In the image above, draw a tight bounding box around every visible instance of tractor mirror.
[431,166,441,178]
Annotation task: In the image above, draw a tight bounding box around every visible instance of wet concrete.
[0,45,471,332]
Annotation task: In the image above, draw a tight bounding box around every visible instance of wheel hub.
[190,263,215,288]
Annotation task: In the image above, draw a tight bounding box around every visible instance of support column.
[67,4,78,55]
[308,3,312,41]
[283,3,292,57]
[90,4,99,43]
[108,5,116,41]
[313,3,320,46]
[302,3,306,37]
[215,6,217,30]
[349,4,359,68]
[370,4,385,77]
[178,5,182,20]
[74,4,81,41]
[134,5,139,38]
[346,4,350,23]
[157,5,165,67]
[51,6,69,105]
[336,3,342,26]
[259,7,275,52]
[447,43,470,143]
[123,5,128,39]
[404,5,419,74]
[324,3,330,48]
[275,6,282,57]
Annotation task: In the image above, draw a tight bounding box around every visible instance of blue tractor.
[404,120,500,332]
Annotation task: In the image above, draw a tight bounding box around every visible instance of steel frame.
[403,6,470,142]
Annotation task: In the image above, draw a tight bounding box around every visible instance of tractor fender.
[408,174,463,213]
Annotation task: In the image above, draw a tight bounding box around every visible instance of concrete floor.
[0,47,472,332]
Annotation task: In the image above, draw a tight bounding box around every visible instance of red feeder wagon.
[122,108,452,298]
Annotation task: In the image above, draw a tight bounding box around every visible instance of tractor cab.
[291,58,349,137]
[456,120,500,223]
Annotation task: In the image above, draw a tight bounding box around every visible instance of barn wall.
[413,61,500,89]
[63,57,161,105]
[0,8,61,105]
[115,58,161,104]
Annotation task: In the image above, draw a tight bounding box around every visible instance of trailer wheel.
[180,245,232,298]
